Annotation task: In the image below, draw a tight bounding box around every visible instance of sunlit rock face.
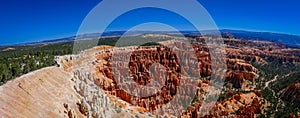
[0,67,85,118]
[89,41,261,117]
[94,45,193,115]
[54,37,300,117]
[279,81,300,103]
[2,35,300,118]
[0,41,260,117]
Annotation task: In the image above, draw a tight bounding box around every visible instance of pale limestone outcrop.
[0,67,84,118]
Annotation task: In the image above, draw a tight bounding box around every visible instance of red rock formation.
[254,90,262,97]
[279,81,300,103]
[91,41,261,117]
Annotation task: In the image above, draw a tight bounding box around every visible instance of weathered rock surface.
[279,81,300,103]
[0,67,84,118]
[0,46,157,118]
[1,35,300,118]
[180,92,265,118]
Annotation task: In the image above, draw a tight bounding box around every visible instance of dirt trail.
[263,73,294,111]
[264,75,278,89]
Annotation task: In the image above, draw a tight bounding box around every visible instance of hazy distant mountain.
[5,29,300,48]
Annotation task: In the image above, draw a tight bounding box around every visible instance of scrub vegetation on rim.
[73,0,227,117]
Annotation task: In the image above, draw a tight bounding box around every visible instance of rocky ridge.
[1,35,300,117]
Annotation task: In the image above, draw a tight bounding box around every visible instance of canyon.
[0,35,300,117]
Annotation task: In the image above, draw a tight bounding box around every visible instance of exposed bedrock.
[91,43,258,116]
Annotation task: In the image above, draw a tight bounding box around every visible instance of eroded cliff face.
[0,42,261,118]
[0,46,157,118]
[279,81,300,103]
[225,38,300,64]
[1,35,300,118]
[56,38,264,117]
[57,46,159,118]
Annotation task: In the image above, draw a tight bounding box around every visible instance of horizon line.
[1,28,300,47]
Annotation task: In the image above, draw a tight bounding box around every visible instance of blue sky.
[0,0,300,45]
